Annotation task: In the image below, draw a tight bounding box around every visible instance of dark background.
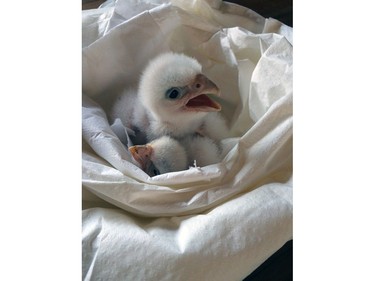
[227,0,292,26]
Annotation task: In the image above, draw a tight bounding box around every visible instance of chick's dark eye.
[153,169,160,176]
[166,88,181,99]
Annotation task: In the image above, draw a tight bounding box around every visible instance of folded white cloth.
[83,179,292,281]
[82,0,293,280]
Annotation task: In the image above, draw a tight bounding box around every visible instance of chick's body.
[180,135,221,168]
[129,135,222,177]
[109,52,229,142]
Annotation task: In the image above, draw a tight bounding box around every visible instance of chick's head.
[138,52,222,125]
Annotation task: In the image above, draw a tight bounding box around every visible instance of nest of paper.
[82,0,292,280]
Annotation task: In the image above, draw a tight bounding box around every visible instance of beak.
[128,145,153,170]
[183,74,222,112]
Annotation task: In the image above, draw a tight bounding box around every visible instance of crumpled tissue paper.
[82,0,293,280]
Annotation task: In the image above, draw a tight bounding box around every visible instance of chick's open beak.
[184,74,221,112]
[129,145,153,170]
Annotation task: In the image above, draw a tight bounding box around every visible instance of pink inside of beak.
[186,94,221,111]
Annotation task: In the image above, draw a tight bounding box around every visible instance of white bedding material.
[82,0,293,280]
[83,180,292,281]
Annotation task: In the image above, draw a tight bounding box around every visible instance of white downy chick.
[128,134,222,176]
[109,52,229,142]
[180,135,222,168]
[128,136,188,177]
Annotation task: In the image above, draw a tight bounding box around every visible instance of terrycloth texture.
[82,0,292,280]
